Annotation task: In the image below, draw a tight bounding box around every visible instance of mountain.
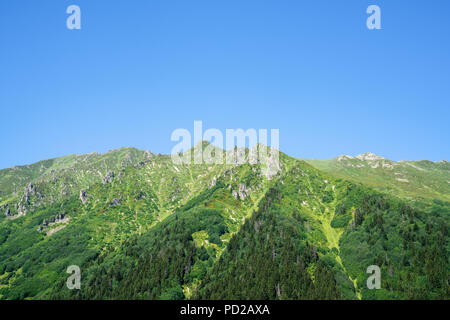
[0,147,448,300]
[304,153,450,203]
[0,148,153,213]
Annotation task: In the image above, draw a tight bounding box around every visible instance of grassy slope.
[0,147,152,205]
[304,155,450,203]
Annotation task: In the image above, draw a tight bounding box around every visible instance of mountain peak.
[356,152,385,161]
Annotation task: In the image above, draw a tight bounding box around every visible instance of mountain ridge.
[0,145,448,300]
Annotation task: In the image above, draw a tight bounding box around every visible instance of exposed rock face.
[16,203,27,216]
[102,171,115,184]
[110,196,122,207]
[14,182,45,217]
[19,183,35,211]
[48,212,66,224]
[80,190,88,204]
[209,176,217,189]
[356,152,385,161]
[238,184,250,200]
[24,182,36,197]
[232,184,250,201]
[337,155,354,161]
[37,212,70,233]
[264,152,281,180]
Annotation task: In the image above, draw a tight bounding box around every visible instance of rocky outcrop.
[37,212,69,232]
[232,184,250,201]
[264,153,281,180]
[238,184,250,200]
[24,182,36,197]
[110,195,122,207]
[209,176,217,189]
[15,203,28,216]
[80,190,88,204]
[356,152,385,161]
[102,171,115,184]
[14,182,45,217]
[49,212,66,224]
[18,183,35,212]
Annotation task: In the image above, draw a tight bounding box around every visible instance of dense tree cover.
[194,187,342,300]
[51,207,228,299]
[0,197,99,299]
[335,182,449,299]
[51,184,343,300]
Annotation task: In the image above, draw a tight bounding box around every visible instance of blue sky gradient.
[1,0,449,168]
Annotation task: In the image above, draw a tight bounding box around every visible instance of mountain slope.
[0,145,278,299]
[0,148,153,216]
[304,153,450,203]
[0,147,448,300]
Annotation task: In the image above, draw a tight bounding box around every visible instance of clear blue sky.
[1,0,449,169]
